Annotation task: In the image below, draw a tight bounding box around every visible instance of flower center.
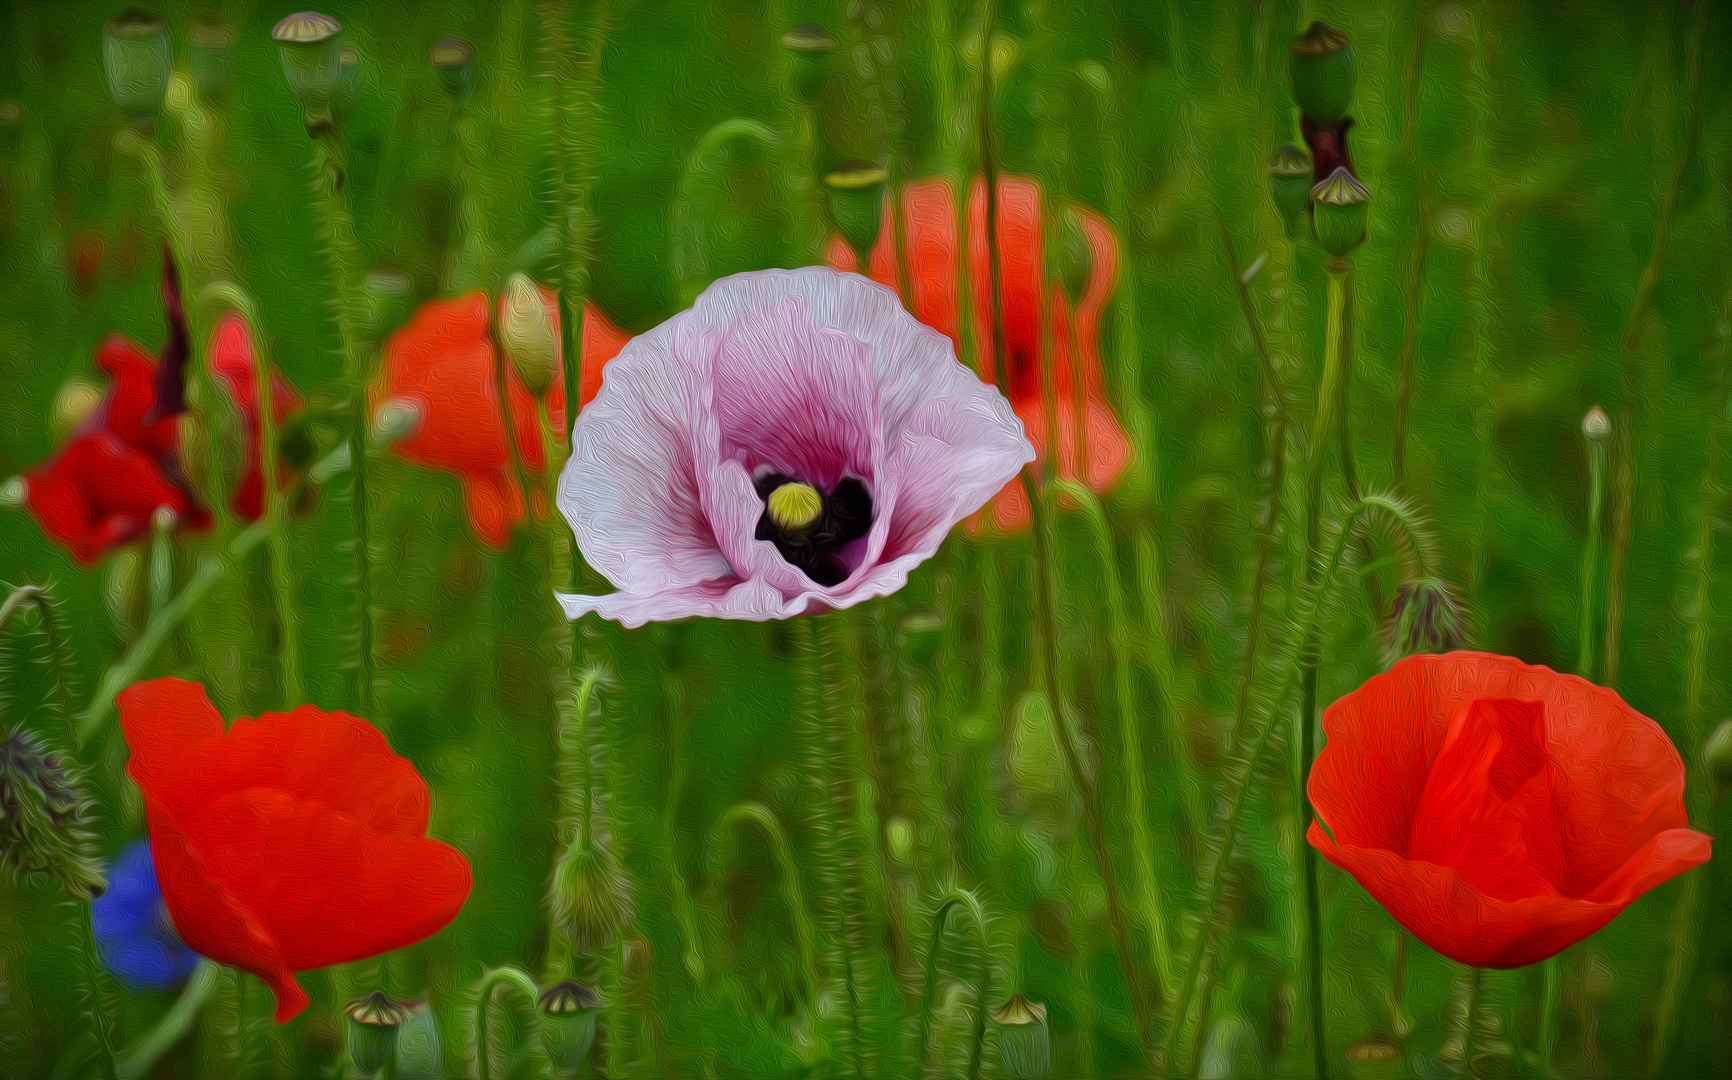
[754,473,873,587]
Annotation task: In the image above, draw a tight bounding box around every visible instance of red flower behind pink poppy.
[374,288,570,548]
[208,312,305,521]
[119,678,472,1023]
[1308,652,1712,969]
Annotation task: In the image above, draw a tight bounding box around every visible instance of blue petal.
[90,840,203,991]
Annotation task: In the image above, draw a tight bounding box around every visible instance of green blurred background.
[3,0,1732,1077]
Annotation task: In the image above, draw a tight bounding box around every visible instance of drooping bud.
[500,273,559,395]
[1310,166,1370,258]
[0,728,107,900]
[1704,719,1732,802]
[991,994,1051,1080]
[103,11,171,128]
[1267,144,1314,239]
[1582,405,1611,444]
[271,12,344,130]
[550,837,629,953]
[52,378,104,440]
[538,981,601,1076]
[393,1000,444,1080]
[1290,21,1356,125]
[780,24,837,105]
[189,20,235,99]
[344,991,409,1079]
[1383,577,1468,667]
[429,36,474,105]
[766,481,823,530]
[371,398,424,447]
[824,163,888,268]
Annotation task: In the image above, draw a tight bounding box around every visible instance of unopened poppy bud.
[429,36,474,105]
[103,11,171,128]
[767,481,823,530]
[393,1000,443,1080]
[0,728,106,900]
[1311,166,1370,258]
[372,398,423,447]
[1384,576,1467,664]
[189,20,235,99]
[1290,21,1355,125]
[1582,405,1611,444]
[501,272,559,395]
[825,164,889,269]
[271,12,344,131]
[1705,719,1732,801]
[1267,144,1314,239]
[886,816,914,865]
[52,378,104,440]
[538,981,601,1076]
[0,477,26,508]
[780,24,836,104]
[550,838,629,952]
[345,991,409,1078]
[991,994,1050,1080]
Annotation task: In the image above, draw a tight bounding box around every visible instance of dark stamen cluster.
[754,473,872,586]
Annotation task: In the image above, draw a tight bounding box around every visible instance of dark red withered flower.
[1308,652,1712,968]
[824,174,1133,532]
[118,678,473,1023]
[208,312,304,521]
[375,288,569,548]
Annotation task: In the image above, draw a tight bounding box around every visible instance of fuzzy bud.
[1290,21,1356,125]
[538,981,601,1076]
[550,837,629,953]
[0,728,106,900]
[1311,166,1370,258]
[371,398,423,447]
[992,994,1050,1080]
[1384,577,1467,666]
[103,11,171,128]
[344,991,408,1079]
[500,273,559,396]
[53,378,104,440]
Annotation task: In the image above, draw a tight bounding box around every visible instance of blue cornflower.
[90,839,200,990]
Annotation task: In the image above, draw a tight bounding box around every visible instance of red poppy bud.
[118,678,472,1022]
[1308,652,1712,969]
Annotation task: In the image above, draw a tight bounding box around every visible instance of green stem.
[115,960,219,1080]
[1537,954,1561,1073]
[473,966,547,1080]
[78,902,119,1080]
[1578,433,1606,681]
[1393,177,1432,486]
[657,672,707,984]
[1462,965,1483,1080]
[914,890,991,1080]
[710,802,824,1016]
[306,129,377,716]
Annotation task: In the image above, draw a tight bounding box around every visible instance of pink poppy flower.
[556,267,1033,626]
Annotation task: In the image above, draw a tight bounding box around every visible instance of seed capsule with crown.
[825,163,889,269]
[344,991,408,1079]
[1311,166,1370,258]
[1290,21,1356,125]
[538,981,601,1076]
[992,994,1051,1079]
[1267,144,1315,239]
[103,11,171,128]
[271,12,344,130]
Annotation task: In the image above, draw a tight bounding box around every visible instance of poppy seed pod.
[394,1001,443,1080]
[780,24,836,105]
[271,12,344,130]
[429,36,474,104]
[103,11,171,128]
[825,164,890,269]
[345,992,409,1078]
[538,981,601,1076]
[336,45,361,113]
[501,273,560,395]
[991,994,1051,1080]
[188,20,235,99]
[1267,144,1314,239]
[1705,718,1732,801]
[1290,21,1355,125]
[1311,166,1370,258]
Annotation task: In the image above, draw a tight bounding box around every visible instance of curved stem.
[915,891,991,1080]
[710,802,824,1011]
[116,960,219,1080]
[474,966,547,1080]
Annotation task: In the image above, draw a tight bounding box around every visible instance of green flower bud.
[1582,405,1611,444]
[550,837,629,953]
[1290,21,1356,125]
[991,994,1050,1080]
[538,981,601,1076]
[780,24,836,105]
[501,272,559,396]
[393,1001,443,1080]
[271,12,343,130]
[53,378,104,440]
[429,36,474,105]
[103,11,171,128]
[1704,719,1732,801]
[371,398,423,448]
[885,815,914,865]
[0,728,106,900]
[824,163,888,269]
[1384,576,1467,666]
[189,20,235,100]
[344,991,409,1079]
[1310,166,1370,258]
[1267,144,1314,240]
[0,477,27,508]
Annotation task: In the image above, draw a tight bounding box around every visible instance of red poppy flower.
[118,678,473,1023]
[375,288,569,548]
[1307,652,1712,968]
[208,312,304,521]
[823,174,1134,532]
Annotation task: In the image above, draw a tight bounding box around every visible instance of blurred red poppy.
[376,288,571,548]
[825,174,1133,532]
[1308,652,1712,968]
[118,677,472,1023]
[208,312,304,521]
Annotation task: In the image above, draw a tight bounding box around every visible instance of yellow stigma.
[767,482,823,529]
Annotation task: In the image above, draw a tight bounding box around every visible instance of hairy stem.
[473,966,546,1080]
[914,891,990,1080]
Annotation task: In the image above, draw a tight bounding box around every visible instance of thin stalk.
[1461,964,1483,1080]
[1578,430,1607,680]
[1393,178,1432,486]
[710,802,824,1014]
[78,903,119,1080]
[472,966,547,1080]
[1537,953,1561,1074]
[914,890,991,1080]
[658,672,706,984]
[115,960,219,1080]
[1603,0,1712,688]
[306,129,377,714]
